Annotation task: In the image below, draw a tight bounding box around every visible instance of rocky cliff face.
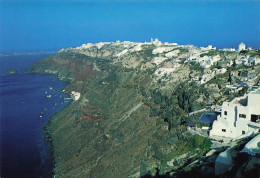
[27,42,259,177]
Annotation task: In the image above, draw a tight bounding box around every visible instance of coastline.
[43,123,55,177]
[42,89,73,177]
[26,59,72,177]
[42,80,72,177]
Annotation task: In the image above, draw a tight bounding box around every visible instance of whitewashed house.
[210,88,260,138]
[123,41,134,48]
[71,91,81,101]
[130,43,142,52]
[151,38,162,46]
[250,57,260,65]
[238,43,246,52]
[76,43,94,50]
[235,58,243,65]
[221,48,236,52]
[201,45,216,51]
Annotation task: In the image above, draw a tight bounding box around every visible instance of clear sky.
[0,0,260,52]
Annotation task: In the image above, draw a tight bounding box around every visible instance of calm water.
[0,54,70,177]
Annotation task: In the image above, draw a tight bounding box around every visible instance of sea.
[0,54,71,178]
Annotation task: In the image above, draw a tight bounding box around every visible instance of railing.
[188,108,207,116]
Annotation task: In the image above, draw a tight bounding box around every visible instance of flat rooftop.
[231,87,260,106]
[199,113,217,124]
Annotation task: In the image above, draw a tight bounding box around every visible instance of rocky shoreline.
[43,123,55,177]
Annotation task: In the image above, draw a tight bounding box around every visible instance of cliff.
[27,41,260,177]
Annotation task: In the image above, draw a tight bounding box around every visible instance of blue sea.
[0,54,70,177]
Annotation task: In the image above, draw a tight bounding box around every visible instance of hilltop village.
[61,39,259,90]
[28,39,260,177]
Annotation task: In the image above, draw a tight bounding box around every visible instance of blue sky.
[0,0,259,52]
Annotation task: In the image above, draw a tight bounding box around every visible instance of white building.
[123,41,134,48]
[77,43,94,49]
[222,48,236,52]
[168,43,178,46]
[201,45,216,51]
[210,88,260,139]
[238,43,246,52]
[71,91,81,101]
[151,38,162,46]
[130,43,142,52]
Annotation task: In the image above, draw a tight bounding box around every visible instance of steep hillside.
[28,41,260,177]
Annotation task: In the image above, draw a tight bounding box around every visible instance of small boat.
[47,95,52,98]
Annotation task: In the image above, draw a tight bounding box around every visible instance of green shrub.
[187,135,212,151]
[238,85,249,96]
[189,61,204,73]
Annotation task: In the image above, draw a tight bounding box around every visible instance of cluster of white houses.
[209,87,260,139]
[196,68,227,85]
[187,54,221,69]
[235,55,260,66]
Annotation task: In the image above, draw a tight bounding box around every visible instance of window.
[239,114,246,118]
[224,111,227,116]
[251,114,260,123]
[242,131,246,135]
[222,129,226,132]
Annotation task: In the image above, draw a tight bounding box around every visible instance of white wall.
[248,94,260,114]
[210,90,260,138]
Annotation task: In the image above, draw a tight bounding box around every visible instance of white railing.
[188,108,207,116]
